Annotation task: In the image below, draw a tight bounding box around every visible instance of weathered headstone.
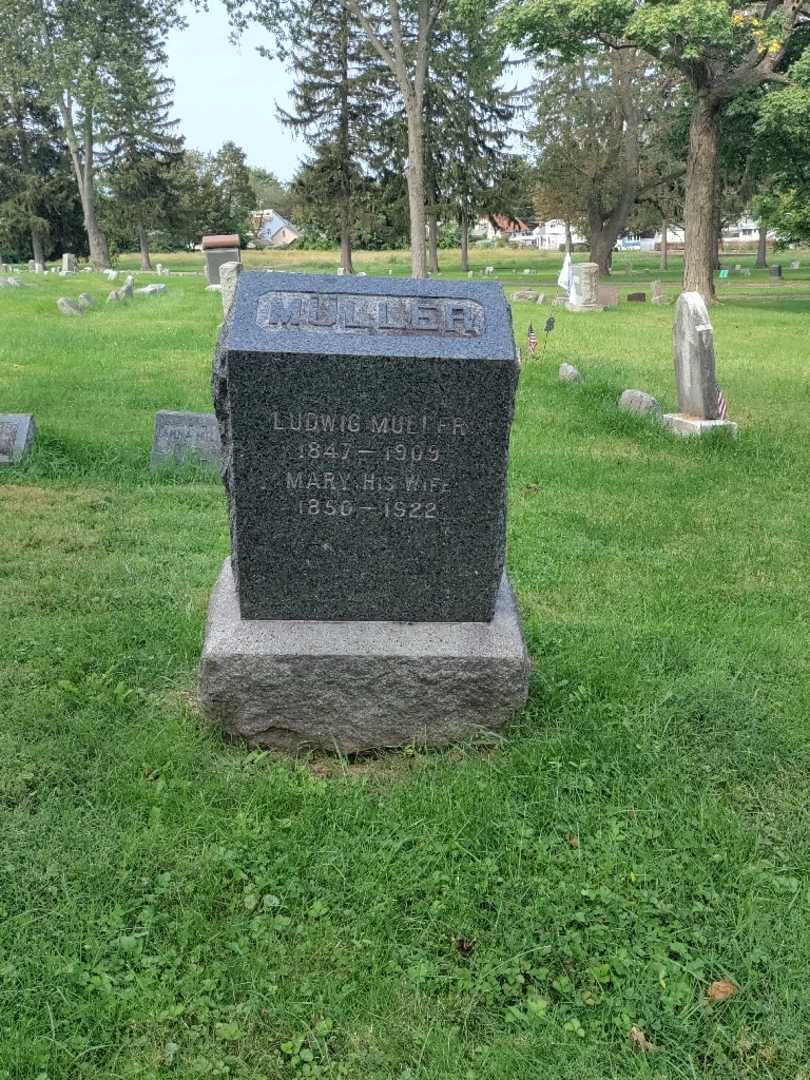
[662,292,737,437]
[512,289,538,302]
[566,263,603,312]
[202,233,241,285]
[199,272,529,752]
[61,253,76,273]
[627,291,646,302]
[651,281,668,305]
[618,389,661,416]
[559,362,582,382]
[790,259,800,270]
[57,297,83,316]
[219,261,241,316]
[77,292,95,309]
[598,284,620,308]
[0,414,36,464]
[552,296,567,307]
[769,264,782,278]
[150,411,221,471]
[134,283,166,296]
[536,293,545,305]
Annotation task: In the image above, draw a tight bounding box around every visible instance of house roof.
[255,210,299,239]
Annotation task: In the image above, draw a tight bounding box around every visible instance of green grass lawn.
[1,257,809,1078]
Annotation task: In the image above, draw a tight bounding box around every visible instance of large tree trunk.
[31,226,46,266]
[459,206,469,272]
[427,210,439,273]
[660,218,669,270]
[589,229,614,276]
[683,95,720,300]
[59,104,111,269]
[138,221,153,271]
[405,105,427,279]
[755,224,768,268]
[339,196,354,275]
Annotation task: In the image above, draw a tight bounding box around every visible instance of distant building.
[251,210,300,248]
[473,215,585,250]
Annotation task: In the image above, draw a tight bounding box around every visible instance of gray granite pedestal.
[662,414,738,438]
[199,559,530,754]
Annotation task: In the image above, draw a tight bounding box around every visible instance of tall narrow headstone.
[566,263,603,312]
[219,261,242,316]
[61,253,76,273]
[202,234,241,285]
[199,272,529,752]
[0,414,37,464]
[662,292,737,437]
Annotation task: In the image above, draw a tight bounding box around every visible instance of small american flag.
[527,323,538,355]
[715,382,728,420]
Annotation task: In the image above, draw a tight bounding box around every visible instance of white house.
[251,210,300,248]
[473,215,586,250]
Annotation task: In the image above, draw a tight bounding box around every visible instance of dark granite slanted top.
[224,272,517,363]
[214,272,519,623]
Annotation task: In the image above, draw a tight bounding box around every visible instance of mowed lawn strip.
[0,263,809,1078]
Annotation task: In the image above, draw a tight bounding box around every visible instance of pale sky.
[166,5,533,183]
[166,4,305,181]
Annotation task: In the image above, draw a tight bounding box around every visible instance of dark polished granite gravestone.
[213,273,519,622]
[200,272,529,751]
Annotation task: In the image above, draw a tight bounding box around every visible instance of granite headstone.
[662,292,737,437]
[202,234,241,286]
[0,414,37,464]
[200,271,530,751]
[213,273,518,622]
[150,410,221,471]
[566,263,602,312]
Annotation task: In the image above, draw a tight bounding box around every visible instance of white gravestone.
[566,263,603,312]
[663,292,737,437]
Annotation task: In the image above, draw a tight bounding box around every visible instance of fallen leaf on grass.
[629,1026,659,1052]
[564,833,579,848]
[522,483,542,496]
[706,979,738,1004]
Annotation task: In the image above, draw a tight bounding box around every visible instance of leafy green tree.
[528,52,684,274]
[4,0,184,268]
[104,68,184,269]
[229,0,391,273]
[344,0,444,277]
[249,167,296,218]
[424,7,518,272]
[0,83,81,264]
[753,48,810,245]
[505,0,810,298]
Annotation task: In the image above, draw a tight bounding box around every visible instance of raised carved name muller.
[257,291,485,338]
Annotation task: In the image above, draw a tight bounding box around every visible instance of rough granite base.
[565,302,604,313]
[663,414,738,438]
[199,559,530,753]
